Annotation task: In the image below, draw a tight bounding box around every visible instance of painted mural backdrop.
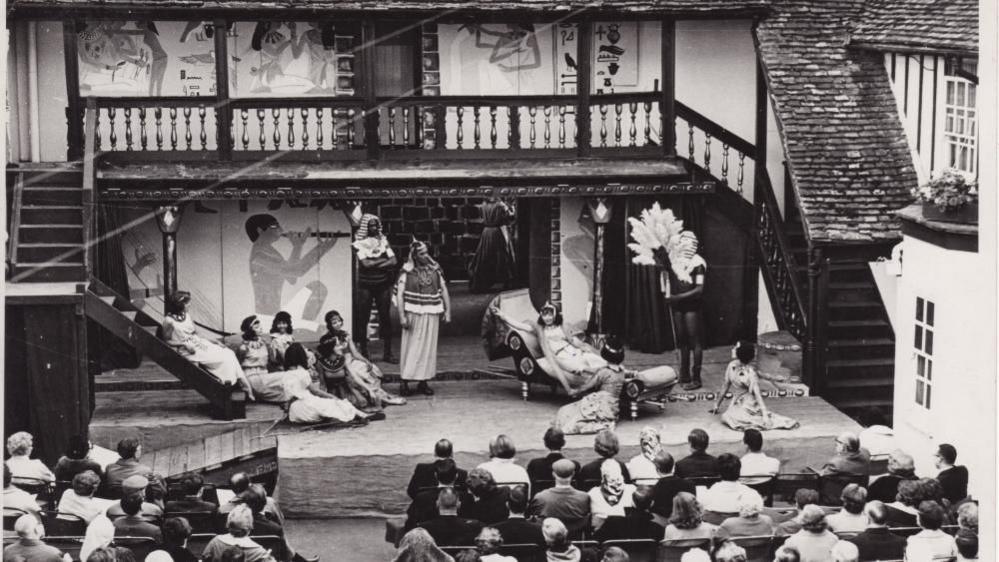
[120,201,353,342]
[78,21,217,96]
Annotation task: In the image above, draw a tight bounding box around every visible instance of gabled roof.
[756,0,918,243]
[850,0,978,56]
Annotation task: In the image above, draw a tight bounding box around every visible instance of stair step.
[828,319,892,339]
[11,264,87,282]
[21,188,84,206]
[829,300,882,308]
[828,338,895,347]
[17,244,84,263]
[20,207,83,225]
[830,397,894,409]
[829,282,877,290]
[828,300,887,321]
[18,225,83,244]
[15,261,83,268]
[825,376,894,389]
[829,319,891,328]
[827,358,895,368]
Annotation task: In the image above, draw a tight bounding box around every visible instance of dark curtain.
[89,202,141,371]
[527,198,553,311]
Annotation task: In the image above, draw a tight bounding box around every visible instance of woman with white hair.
[5,432,55,484]
[201,505,276,562]
[782,505,839,562]
[716,490,774,539]
[713,540,748,562]
[588,460,637,531]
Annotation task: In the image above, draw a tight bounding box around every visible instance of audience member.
[578,430,631,484]
[105,438,153,497]
[935,443,969,504]
[526,428,579,492]
[244,485,318,562]
[588,460,636,531]
[772,546,800,562]
[146,473,169,511]
[713,540,747,562]
[407,439,468,499]
[391,528,454,562]
[476,435,529,488]
[59,470,115,523]
[625,427,664,482]
[738,429,780,484]
[701,454,759,514]
[220,473,285,524]
[829,541,858,562]
[165,473,217,513]
[419,488,484,547]
[886,478,948,528]
[649,451,695,522]
[461,468,510,525]
[528,459,590,536]
[904,500,958,562]
[678,549,711,562]
[106,475,164,522]
[776,488,820,535]
[599,546,629,562]
[820,433,870,477]
[593,487,664,542]
[161,517,198,562]
[867,449,917,503]
[663,492,717,541]
[674,429,718,478]
[955,502,978,561]
[55,434,104,483]
[782,506,839,562]
[2,513,66,562]
[493,485,544,546]
[202,506,275,562]
[716,491,775,539]
[846,500,906,562]
[541,518,589,562]
[86,547,120,562]
[114,547,138,562]
[145,551,173,562]
[5,432,56,484]
[825,484,869,534]
[856,407,896,459]
[112,493,163,543]
[2,462,41,517]
[80,513,116,562]
[469,528,515,562]
[407,459,475,530]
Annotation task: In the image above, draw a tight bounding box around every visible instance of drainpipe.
[27,21,41,162]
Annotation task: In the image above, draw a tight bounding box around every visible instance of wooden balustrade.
[92,98,220,158]
[755,169,808,340]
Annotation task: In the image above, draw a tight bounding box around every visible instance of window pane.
[916,297,924,321]
[927,359,933,381]
[916,380,924,405]
[925,330,934,355]
[957,83,965,105]
[947,81,955,104]
[926,384,932,409]
[968,85,976,106]
[917,355,925,376]
[949,144,957,166]
[926,301,935,326]
[946,115,955,133]
[915,325,923,349]
[960,147,968,170]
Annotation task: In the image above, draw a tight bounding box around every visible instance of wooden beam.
[213,19,232,160]
[360,18,380,160]
[661,18,676,157]
[575,20,592,157]
[63,20,83,162]
[755,58,767,165]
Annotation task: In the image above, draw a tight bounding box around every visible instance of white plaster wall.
[36,21,69,162]
[892,235,996,498]
[559,197,594,334]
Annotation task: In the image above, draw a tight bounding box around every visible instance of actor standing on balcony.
[353,213,399,363]
[397,241,451,396]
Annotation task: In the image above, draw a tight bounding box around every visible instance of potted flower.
[912,168,978,224]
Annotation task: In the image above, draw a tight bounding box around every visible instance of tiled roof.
[756,0,918,243]
[850,0,978,55]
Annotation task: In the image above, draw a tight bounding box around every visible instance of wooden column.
[155,205,185,309]
[63,20,83,162]
[661,18,676,157]
[575,20,592,157]
[214,19,232,160]
[755,59,768,165]
[360,18,380,160]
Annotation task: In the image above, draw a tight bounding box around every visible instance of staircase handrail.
[82,98,97,277]
[8,173,24,272]
[675,101,756,158]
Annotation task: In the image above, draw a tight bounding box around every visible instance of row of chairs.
[2,508,226,536]
[2,535,286,562]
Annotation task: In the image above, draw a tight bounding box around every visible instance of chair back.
[495,481,531,497]
[45,536,86,562]
[113,536,158,561]
[741,476,776,507]
[499,543,544,562]
[578,479,601,492]
[701,511,738,525]
[187,533,216,558]
[164,511,220,534]
[602,539,658,562]
[729,535,774,562]
[818,473,868,506]
[3,508,29,531]
[658,538,712,562]
[52,481,74,508]
[252,535,288,561]
[439,545,473,558]
[40,511,87,536]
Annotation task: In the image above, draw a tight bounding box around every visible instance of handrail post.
[754,58,768,166]
[82,97,97,277]
[63,20,83,162]
[575,19,592,157]
[213,19,232,161]
[805,246,825,390]
[661,18,676,157]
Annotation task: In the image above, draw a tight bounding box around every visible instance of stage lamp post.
[587,197,613,340]
[155,204,184,312]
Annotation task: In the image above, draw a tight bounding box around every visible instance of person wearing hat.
[551,336,629,435]
[105,475,163,523]
[353,213,399,363]
[396,241,451,396]
[3,513,69,562]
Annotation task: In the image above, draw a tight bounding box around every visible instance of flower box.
[922,202,978,224]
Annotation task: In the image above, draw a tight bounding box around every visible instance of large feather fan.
[627,203,685,266]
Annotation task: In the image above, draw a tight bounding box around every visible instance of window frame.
[912,296,936,411]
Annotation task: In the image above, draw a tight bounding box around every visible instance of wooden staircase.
[84,277,247,420]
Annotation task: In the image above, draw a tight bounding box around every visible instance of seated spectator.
[782,506,839,562]
[594,487,664,542]
[649,451,695,522]
[541,518,588,562]
[2,462,40,517]
[713,540,747,562]
[935,443,969,504]
[105,438,153,497]
[738,429,780,484]
[3,513,66,562]
[419,488,484,547]
[407,459,475,531]
[5,432,55,484]
[220,473,284,524]
[112,493,163,543]
[679,549,711,562]
[905,500,958,562]
[777,488,820,535]
[407,439,468,499]
[468,528,515,562]
[600,546,629,562]
[161,517,198,562]
[625,427,664,483]
[578,430,631,484]
[825,484,869,534]
[829,541,858,562]
[146,551,174,562]
[867,449,917,503]
[527,459,590,537]
[955,502,978,561]
[59,470,115,523]
[106,475,164,523]
[493,485,544,546]
[588,461,637,531]
[887,478,949,528]
[391,528,455,562]
[243,485,318,562]
[55,434,104,483]
[146,473,168,511]
[820,433,870,477]
[772,546,800,562]
[716,491,774,539]
[674,429,718,479]
[663,492,717,541]
[165,473,218,513]
[81,513,116,562]
[461,468,510,525]
[526,428,580,495]
[856,407,896,458]
[846,500,905,562]
[701,454,758,514]
[202,505,276,562]
[477,435,529,488]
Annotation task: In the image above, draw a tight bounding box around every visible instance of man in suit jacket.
[526,428,580,494]
[418,488,483,546]
[493,485,545,546]
[407,439,468,498]
[595,486,665,541]
[104,438,153,498]
[164,473,218,514]
[848,501,907,561]
[460,468,510,525]
[527,459,590,536]
[406,459,474,530]
[820,432,871,477]
[675,429,719,478]
[113,493,163,544]
[649,451,696,520]
[935,443,969,503]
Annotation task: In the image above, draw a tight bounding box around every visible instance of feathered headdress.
[353,213,394,260]
[627,203,705,284]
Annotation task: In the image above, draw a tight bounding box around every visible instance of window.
[913,297,935,409]
[943,76,977,175]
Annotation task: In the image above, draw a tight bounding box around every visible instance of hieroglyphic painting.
[593,22,639,92]
[229,22,350,97]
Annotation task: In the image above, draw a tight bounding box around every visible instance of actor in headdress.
[353,213,399,363]
[657,230,707,390]
[396,241,451,396]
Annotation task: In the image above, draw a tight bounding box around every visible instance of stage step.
[11,262,87,282]
[828,319,893,339]
[828,300,886,320]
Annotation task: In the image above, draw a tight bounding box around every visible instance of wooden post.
[575,20,592,157]
[155,205,184,310]
[360,18,381,161]
[805,246,824,391]
[661,18,676,157]
[214,19,232,160]
[63,20,83,162]
[755,59,768,166]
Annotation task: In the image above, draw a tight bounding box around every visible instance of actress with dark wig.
[551,336,630,435]
[268,311,296,369]
[319,310,406,409]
